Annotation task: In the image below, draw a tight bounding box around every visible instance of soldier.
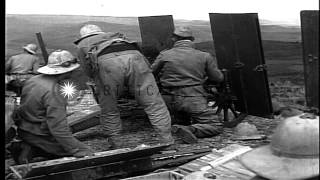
[152,26,224,144]
[6,43,40,74]
[9,50,94,164]
[6,43,40,95]
[74,24,174,148]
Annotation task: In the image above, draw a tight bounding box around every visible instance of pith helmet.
[23,43,38,54]
[173,26,193,37]
[240,113,319,180]
[231,122,265,140]
[37,50,80,75]
[74,24,105,44]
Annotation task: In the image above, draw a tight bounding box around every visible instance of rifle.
[206,69,247,128]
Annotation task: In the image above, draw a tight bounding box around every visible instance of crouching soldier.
[5,43,40,96]
[152,26,224,144]
[74,24,174,148]
[8,50,94,164]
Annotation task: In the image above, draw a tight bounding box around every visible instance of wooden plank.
[10,144,169,179]
[209,13,273,118]
[300,10,319,110]
[67,105,101,133]
[122,171,184,180]
[138,15,174,63]
[18,156,154,180]
[175,144,262,180]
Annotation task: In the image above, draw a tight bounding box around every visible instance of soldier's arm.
[32,57,40,74]
[205,53,224,83]
[151,53,165,76]
[43,89,94,156]
[5,57,13,73]
[76,47,94,78]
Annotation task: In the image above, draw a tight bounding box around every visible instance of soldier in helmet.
[6,43,40,74]
[6,44,41,95]
[152,26,224,144]
[74,24,174,148]
[8,50,94,164]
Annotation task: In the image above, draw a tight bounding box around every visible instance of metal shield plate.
[138,15,174,63]
[209,13,273,117]
[300,10,319,110]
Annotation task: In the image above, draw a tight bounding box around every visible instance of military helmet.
[74,24,105,45]
[271,113,319,157]
[37,50,80,75]
[173,26,193,38]
[79,24,104,39]
[232,122,265,140]
[23,43,38,54]
[240,113,319,180]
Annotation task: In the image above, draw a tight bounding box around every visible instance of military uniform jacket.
[152,40,223,96]
[14,75,89,154]
[6,52,39,74]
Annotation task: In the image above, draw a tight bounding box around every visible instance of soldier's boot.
[108,135,124,150]
[172,125,198,144]
[8,141,33,165]
[159,132,175,145]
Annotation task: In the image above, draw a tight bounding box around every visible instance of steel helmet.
[23,43,38,54]
[231,122,265,140]
[37,50,80,75]
[240,113,319,180]
[79,24,104,39]
[73,24,105,45]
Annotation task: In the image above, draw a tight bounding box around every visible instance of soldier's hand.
[73,150,95,158]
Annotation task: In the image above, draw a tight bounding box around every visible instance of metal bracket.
[308,54,318,63]
[253,64,267,72]
[233,62,245,69]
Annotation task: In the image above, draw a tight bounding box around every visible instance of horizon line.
[6,13,301,26]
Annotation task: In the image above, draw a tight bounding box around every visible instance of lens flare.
[59,81,77,99]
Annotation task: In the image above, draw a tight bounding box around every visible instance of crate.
[122,171,184,180]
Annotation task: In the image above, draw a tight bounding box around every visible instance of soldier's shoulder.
[159,48,175,55]
[196,49,215,57]
[10,53,22,59]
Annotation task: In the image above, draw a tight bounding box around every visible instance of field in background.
[5,14,304,85]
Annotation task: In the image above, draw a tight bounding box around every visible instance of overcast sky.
[5,0,319,25]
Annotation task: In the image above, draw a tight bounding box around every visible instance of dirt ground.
[5,75,308,179]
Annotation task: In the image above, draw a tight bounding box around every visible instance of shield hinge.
[253,64,267,72]
[233,62,245,69]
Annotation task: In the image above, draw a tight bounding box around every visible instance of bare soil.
[5,75,308,179]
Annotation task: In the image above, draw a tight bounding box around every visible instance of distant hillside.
[195,40,302,61]
[5,14,301,58]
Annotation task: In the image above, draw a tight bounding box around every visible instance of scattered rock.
[272,99,286,115]
[279,108,303,118]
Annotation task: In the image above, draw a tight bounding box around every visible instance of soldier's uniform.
[9,50,94,164]
[74,25,173,147]
[6,44,40,96]
[6,44,40,74]
[152,26,224,143]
